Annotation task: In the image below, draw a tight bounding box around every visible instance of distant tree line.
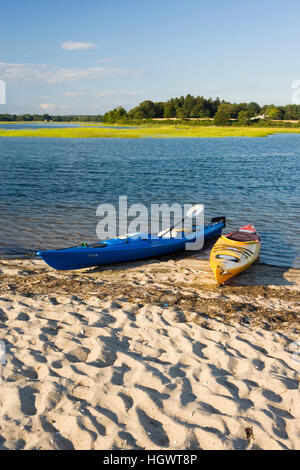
[102,95,300,125]
[0,114,103,122]
[1,95,300,126]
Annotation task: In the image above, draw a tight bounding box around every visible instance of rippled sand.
[0,257,299,450]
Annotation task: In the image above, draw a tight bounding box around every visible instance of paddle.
[186,204,204,218]
[158,204,204,238]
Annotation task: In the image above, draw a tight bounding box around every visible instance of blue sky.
[1,0,300,114]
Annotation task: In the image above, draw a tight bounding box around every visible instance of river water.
[0,134,299,267]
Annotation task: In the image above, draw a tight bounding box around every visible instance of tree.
[183,94,195,116]
[132,110,145,119]
[284,104,300,120]
[114,107,127,121]
[42,114,51,122]
[163,103,176,118]
[214,103,233,125]
[238,110,250,125]
[265,106,283,120]
[190,102,210,118]
[236,103,248,114]
[139,100,156,118]
[127,106,139,120]
[103,107,127,123]
[176,107,187,119]
[248,102,261,117]
[208,97,220,117]
[154,102,164,118]
[23,114,34,121]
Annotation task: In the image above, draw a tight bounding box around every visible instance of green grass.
[0,125,300,138]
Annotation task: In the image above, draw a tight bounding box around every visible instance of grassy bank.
[1,125,300,138]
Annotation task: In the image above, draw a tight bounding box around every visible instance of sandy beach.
[0,255,299,450]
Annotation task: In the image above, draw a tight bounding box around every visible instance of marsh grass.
[0,125,300,138]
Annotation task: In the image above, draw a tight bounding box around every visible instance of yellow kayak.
[210,224,260,285]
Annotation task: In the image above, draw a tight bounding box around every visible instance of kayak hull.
[37,221,225,271]
[210,225,260,285]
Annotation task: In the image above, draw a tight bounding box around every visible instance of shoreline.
[1,126,300,138]
[1,253,299,271]
[1,257,299,331]
[0,257,299,449]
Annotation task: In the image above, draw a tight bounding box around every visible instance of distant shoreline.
[1,125,300,138]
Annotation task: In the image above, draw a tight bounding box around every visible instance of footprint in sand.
[0,308,8,322]
[29,349,47,364]
[11,357,38,380]
[262,389,282,403]
[118,430,144,450]
[253,358,265,371]
[180,378,197,407]
[16,312,30,321]
[18,386,39,416]
[137,408,169,447]
[111,363,131,386]
[118,392,134,412]
[65,347,90,363]
[272,416,289,440]
[135,385,170,410]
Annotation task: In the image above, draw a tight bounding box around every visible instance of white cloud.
[39,103,75,113]
[0,61,142,83]
[63,90,146,98]
[40,103,56,111]
[61,41,96,51]
[63,91,91,97]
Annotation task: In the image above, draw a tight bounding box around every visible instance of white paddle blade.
[158,204,204,238]
[157,227,171,238]
[186,204,204,218]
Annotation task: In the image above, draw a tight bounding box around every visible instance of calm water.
[0,123,84,130]
[0,123,136,130]
[0,135,299,267]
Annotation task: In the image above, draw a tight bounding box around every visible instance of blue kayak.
[36,217,226,271]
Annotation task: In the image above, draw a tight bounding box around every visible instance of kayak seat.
[226,231,257,242]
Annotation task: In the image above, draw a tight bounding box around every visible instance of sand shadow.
[224,262,295,287]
